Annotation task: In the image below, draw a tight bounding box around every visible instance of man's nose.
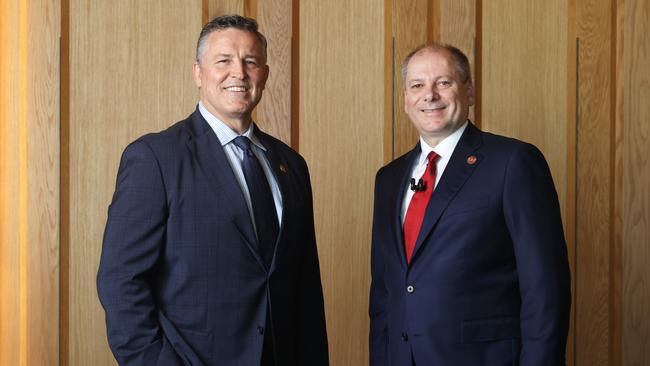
[423,86,440,102]
[229,60,246,78]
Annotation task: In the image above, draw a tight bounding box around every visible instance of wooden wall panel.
[393,0,430,157]
[623,0,650,364]
[256,0,293,145]
[482,0,568,216]
[67,1,201,365]
[26,1,61,364]
[439,0,476,123]
[300,1,384,364]
[575,0,614,364]
[0,0,60,365]
[0,1,22,364]
[206,0,244,22]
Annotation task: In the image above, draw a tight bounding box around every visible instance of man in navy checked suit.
[369,43,571,365]
[97,15,328,366]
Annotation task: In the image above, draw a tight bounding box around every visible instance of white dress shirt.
[401,121,468,224]
[198,102,283,230]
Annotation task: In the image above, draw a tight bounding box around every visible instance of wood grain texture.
[482,3,572,361]
[575,0,614,364]
[0,1,60,365]
[256,0,292,145]
[0,1,22,365]
[207,0,244,18]
[26,1,61,365]
[393,0,430,157]
[623,0,650,364]
[67,2,201,365]
[439,0,476,123]
[482,0,568,217]
[300,1,385,364]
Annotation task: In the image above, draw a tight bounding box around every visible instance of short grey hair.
[196,14,268,63]
[401,43,471,85]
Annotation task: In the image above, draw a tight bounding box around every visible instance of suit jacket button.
[407,285,414,293]
[401,332,408,341]
[258,326,265,335]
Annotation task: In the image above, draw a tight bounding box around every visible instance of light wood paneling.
[0,0,60,365]
[623,0,650,364]
[0,1,22,364]
[66,1,201,365]
[26,1,61,364]
[300,1,384,364]
[206,0,244,21]
[439,0,476,123]
[575,0,614,364]
[393,0,430,157]
[482,3,572,361]
[482,0,568,224]
[256,0,293,145]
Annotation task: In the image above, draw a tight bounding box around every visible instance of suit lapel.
[410,123,484,263]
[390,146,422,271]
[185,111,265,270]
[254,128,290,274]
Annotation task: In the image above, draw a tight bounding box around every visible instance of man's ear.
[192,62,202,88]
[467,82,476,106]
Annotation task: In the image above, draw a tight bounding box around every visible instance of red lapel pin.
[279,164,287,173]
[467,155,477,165]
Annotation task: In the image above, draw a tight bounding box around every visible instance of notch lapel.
[390,146,422,271]
[185,111,266,271]
[410,123,484,263]
[255,128,292,274]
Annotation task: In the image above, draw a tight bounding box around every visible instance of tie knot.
[233,136,253,153]
[426,151,439,164]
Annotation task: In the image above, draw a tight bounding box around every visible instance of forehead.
[406,49,456,78]
[203,28,264,55]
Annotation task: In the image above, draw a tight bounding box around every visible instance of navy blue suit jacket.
[97,109,328,365]
[369,123,570,365]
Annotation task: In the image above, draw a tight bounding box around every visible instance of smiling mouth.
[420,105,446,113]
[223,86,248,92]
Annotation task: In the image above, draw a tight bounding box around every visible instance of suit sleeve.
[369,169,389,366]
[97,140,183,366]
[296,161,330,365]
[503,143,571,365]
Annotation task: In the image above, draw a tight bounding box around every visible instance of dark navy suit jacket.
[369,123,570,365]
[97,109,328,365]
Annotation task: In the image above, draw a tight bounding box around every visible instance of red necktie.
[403,151,439,264]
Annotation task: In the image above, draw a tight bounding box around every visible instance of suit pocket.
[445,196,490,217]
[461,315,521,343]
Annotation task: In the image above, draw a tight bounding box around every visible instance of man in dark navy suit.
[97,15,328,366]
[369,43,571,365]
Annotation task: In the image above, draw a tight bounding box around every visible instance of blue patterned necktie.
[233,136,279,267]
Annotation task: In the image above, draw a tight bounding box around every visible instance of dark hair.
[196,14,268,62]
[401,43,471,85]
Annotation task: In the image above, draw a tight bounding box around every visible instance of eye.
[216,59,230,65]
[245,59,260,67]
[410,83,423,89]
[436,80,452,88]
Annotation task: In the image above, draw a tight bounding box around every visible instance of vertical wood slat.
[67,2,201,365]
[0,0,60,365]
[575,0,614,364]
[392,0,430,157]
[256,0,293,145]
[0,1,22,365]
[206,0,244,18]
[623,0,650,364]
[26,1,61,365]
[300,1,384,364]
[481,0,568,215]
[438,0,476,124]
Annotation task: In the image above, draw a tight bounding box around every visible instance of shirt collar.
[198,101,267,151]
[417,121,468,165]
